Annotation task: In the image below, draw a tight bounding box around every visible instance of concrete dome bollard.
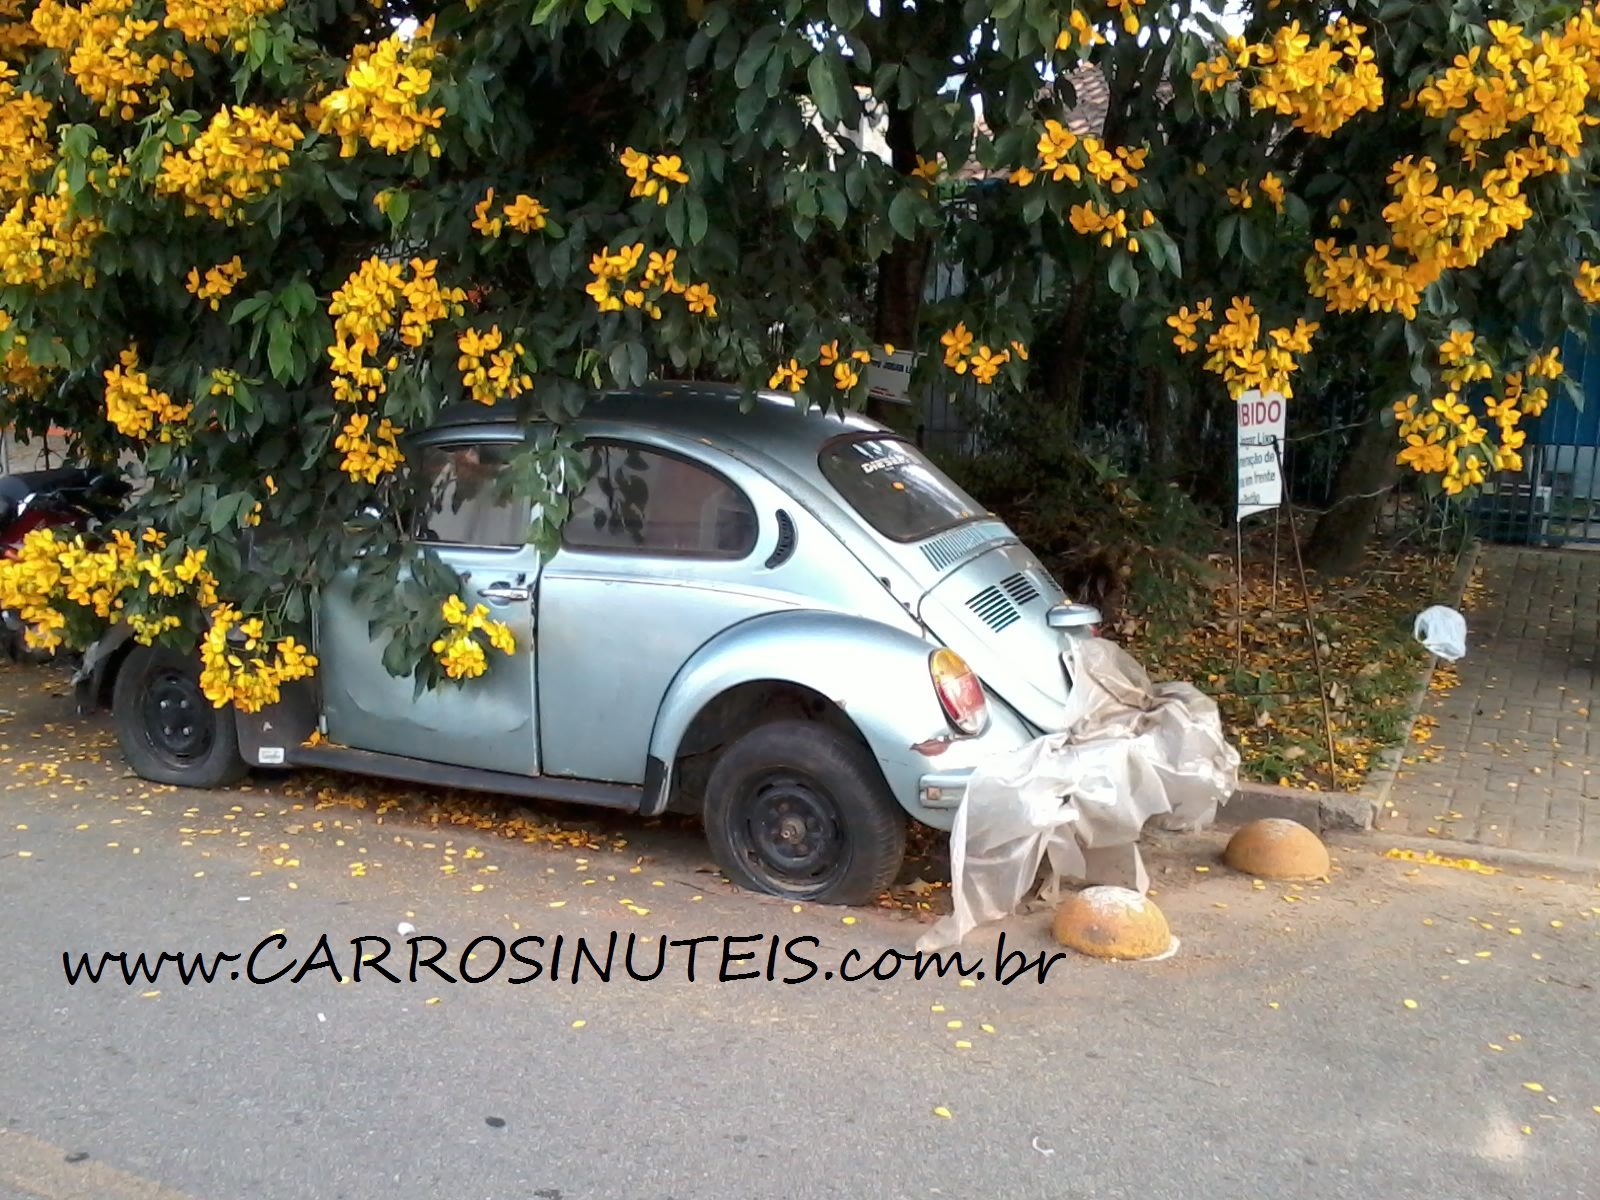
[1222,818,1331,880]
[1051,886,1173,961]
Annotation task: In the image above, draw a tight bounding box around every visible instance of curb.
[1353,830,1600,884]
[1217,539,1482,838]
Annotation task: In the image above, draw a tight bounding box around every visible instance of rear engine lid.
[916,542,1076,731]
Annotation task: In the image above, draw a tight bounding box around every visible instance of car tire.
[113,645,248,789]
[704,719,906,905]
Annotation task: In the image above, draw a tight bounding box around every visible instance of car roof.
[430,381,889,453]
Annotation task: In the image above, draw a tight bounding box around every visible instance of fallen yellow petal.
[141,990,159,998]
[1521,1125,1533,1136]
[548,900,566,908]
[930,1004,945,1013]
[947,1020,963,1029]
[425,997,440,1005]
[981,1024,996,1034]
[572,1019,587,1029]
[954,1040,972,1049]
[1403,999,1419,1010]
[1524,1082,1545,1093]
[842,916,857,925]
[932,1106,952,1119]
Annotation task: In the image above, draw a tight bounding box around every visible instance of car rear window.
[819,436,985,543]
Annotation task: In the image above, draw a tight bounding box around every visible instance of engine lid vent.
[965,584,1021,632]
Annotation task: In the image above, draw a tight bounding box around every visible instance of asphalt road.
[2,659,1598,1200]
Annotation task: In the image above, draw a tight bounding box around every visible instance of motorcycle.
[0,465,130,662]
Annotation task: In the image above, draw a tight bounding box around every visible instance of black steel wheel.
[139,665,215,768]
[704,720,905,905]
[113,645,247,788]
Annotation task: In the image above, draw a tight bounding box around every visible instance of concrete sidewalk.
[1382,546,1600,861]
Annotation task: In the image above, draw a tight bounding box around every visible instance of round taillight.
[929,647,988,735]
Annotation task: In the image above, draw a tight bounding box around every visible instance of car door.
[536,436,781,784]
[317,435,543,776]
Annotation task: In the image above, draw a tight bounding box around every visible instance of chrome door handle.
[477,583,532,603]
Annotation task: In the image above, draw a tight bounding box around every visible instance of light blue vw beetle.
[89,383,1101,904]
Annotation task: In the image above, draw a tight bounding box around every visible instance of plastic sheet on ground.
[1413,605,1467,661]
[918,637,1240,952]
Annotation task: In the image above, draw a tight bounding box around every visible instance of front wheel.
[112,645,248,788]
[703,720,906,905]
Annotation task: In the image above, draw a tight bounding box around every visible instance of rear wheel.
[703,720,905,905]
[112,645,247,788]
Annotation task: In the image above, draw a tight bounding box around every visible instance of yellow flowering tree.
[3,0,1600,694]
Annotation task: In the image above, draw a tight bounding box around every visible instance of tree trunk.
[1037,285,1092,438]
[1303,408,1400,574]
[868,105,928,430]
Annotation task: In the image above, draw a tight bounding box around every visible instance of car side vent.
[966,584,1021,632]
[764,509,797,568]
[921,521,1004,571]
[1000,571,1041,606]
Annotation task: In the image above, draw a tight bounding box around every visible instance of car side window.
[563,441,758,559]
[414,442,529,548]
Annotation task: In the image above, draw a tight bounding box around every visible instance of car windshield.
[819,436,985,543]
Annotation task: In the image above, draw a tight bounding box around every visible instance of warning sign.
[865,347,918,405]
[1236,389,1285,522]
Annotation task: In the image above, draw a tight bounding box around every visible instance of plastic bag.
[1413,605,1467,662]
[918,637,1240,952]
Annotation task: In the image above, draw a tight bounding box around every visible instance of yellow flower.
[104,345,191,442]
[472,188,503,237]
[154,105,301,223]
[1055,10,1104,51]
[1576,261,1600,304]
[315,19,444,159]
[912,155,941,183]
[1259,172,1286,212]
[768,358,807,393]
[684,282,717,317]
[940,322,974,370]
[1438,329,1476,365]
[1527,346,1563,380]
[969,345,1011,385]
[621,147,689,205]
[503,193,549,233]
[832,360,860,391]
[1227,184,1253,210]
[184,255,246,310]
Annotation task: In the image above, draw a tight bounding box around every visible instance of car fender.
[645,609,964,817]
[72,623,137,713]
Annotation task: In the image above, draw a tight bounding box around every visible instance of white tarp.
[918,637,1240,951]
[1413,605,1467,662]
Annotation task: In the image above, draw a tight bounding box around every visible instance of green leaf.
[733,26,779,90]
[888,188,923,241]
[1239,216,1266,264]
[1215,213,1240,259]
[1107,251,1138,300]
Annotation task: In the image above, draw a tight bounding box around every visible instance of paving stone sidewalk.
[1382,545,1600,860]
